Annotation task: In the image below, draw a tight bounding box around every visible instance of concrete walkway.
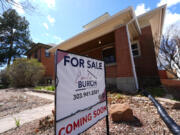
[25,91,54,100]
[0,92,54,134]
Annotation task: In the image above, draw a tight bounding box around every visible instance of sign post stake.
[104,64,109,135]
[106,115,110,135]
[54,51,57,135]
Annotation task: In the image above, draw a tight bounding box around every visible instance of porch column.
[115,26,137,93]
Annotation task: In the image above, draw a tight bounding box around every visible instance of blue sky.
[7,0,180,45]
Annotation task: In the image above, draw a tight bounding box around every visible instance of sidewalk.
[25,91,54,100]
[0,92,54,134]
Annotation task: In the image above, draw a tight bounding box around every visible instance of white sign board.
[55,50,107,135]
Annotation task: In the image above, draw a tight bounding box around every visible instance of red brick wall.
[40,48,55,79]
[161,79,180,87]
[29,47,55,80]
[105,65,117,78]
[134,26,159,77]
[85,48,102,60]
[30,49,40,60]
[161,79,180,99]
[159,70,167,79]
[115,26,134,77]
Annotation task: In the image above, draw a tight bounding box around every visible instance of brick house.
[27,5,166,93]
[26,43,55,84]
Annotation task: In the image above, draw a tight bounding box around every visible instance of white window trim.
[45,48,50,57]
[131,41,141,58]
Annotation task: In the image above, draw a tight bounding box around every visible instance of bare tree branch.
[0,0,36,15]
[155,24,180,79]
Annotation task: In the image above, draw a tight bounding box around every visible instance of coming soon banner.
[55,50,107,135]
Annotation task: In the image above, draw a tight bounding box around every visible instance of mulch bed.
[82,94,180,135]
[0,89,53,118]
[2,93,180,135]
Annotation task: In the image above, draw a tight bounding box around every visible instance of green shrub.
[146,87,166,97]
[35,85,55,91]
[46,86,55,91]
[8,58,45,87]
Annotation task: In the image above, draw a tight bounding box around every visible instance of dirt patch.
[0,89,53,118]
[2,93,180,135]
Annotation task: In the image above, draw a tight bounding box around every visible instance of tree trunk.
[7,31,13,66]
[7,56,11,66]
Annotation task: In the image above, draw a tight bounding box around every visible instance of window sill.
[105,63,117,67]
[133,55,141,58]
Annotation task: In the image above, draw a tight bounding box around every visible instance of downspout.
[125,18,140,91]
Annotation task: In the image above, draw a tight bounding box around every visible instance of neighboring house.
[158,45,180,79]
[159,69,179,79]
[27,5,166,93]
[26,43,55,84]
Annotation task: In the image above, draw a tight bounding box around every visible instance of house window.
[131,42,140,57]
[102,47,116,64]
[34,50,38,58]
[45,49,50,57]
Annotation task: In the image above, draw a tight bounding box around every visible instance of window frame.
[102,46,116,65]
[131,41,141,58]
[45,48,50,57]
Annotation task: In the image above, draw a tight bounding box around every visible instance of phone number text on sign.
[73,89,99,100]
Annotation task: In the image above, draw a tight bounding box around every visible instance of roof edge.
[137,4,167,19]
[160,4,167,35]
[49,6,134,52]
[83,12,110,28]
[25,43,52,55]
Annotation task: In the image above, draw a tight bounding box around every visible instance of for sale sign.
[55,50,108,135]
